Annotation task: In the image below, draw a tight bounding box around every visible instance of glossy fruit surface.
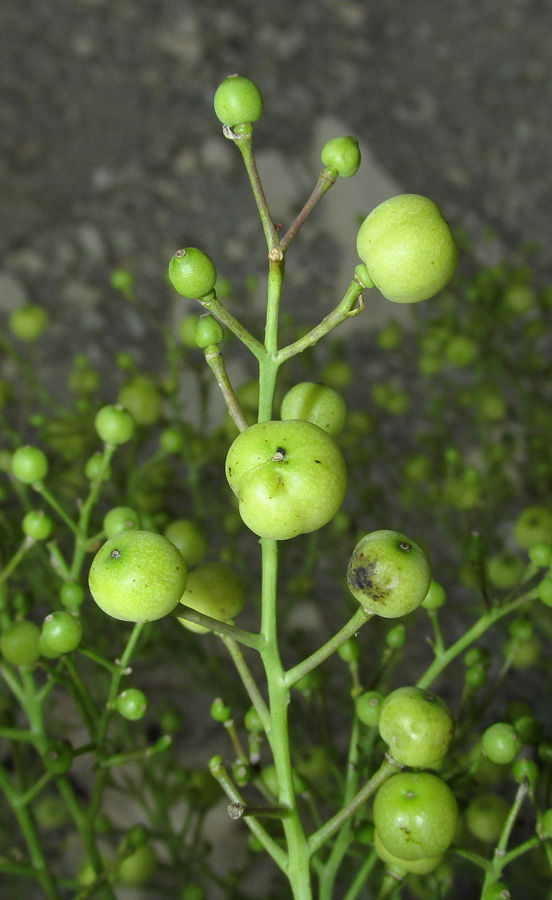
[103,506,140,538]
[347,530,431,618]
[115,688,148,721]
[164,519,207,567]
[22,510,54,541]
[39,612,82,656]
[320,136,361,178]
[466,793,509,842]
[94,404,135,445]
[0,620,41,666]
[482,723,521,764]
[177,562,244,633]
[356,691,384,727]
[11,445,49,483]
[168,248,217,299]
[214,75,263,126]
[356,194,457,303]
[225,420,346,540]
[88,530,187,622]
[195,314,224,348]
[373,771,458,861]
[280,382,347,437]
[118,376,162,426]
[378,686,455,767]
[373,830,443,875]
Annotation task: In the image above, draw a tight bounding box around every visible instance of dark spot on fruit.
[347,560,390,604]
[314,459,321,464]
[110,549,121,559]
[399,542,411,552]
[273,447,286,461]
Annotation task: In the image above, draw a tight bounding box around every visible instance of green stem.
[285,607,370,689]
[0,537,33,586]
[234,132,280,250]
[200,292,265,358]
[175,607,262,651]
[221,635,271,733]
[308,759,401,857]
[279,170,337,253]
[204,344,249,431]
[276,278,365,365]
[416,589,537,689]
[259,537,313,900]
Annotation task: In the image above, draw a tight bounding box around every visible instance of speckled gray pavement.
[1,0,551,381]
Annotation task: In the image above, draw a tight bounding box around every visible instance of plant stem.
[285,607,370,689]
[259,537,313,900]
[416,588,537,689]
[308,759,401,856]
[279,169,337,253]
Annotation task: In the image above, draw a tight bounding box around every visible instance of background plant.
[1,76,552,900]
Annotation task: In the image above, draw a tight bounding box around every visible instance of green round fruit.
[373,830,443,875]
[373,771,458,861]
[164,519,207,567]
[0,620,41,666]
[11,445,48,483]
[177,562,244,634]
[422,580,446,610]
[195,314,224,348]
[347,530,431,618]
[22,510,54,541]
[115,688,148,721]
[514,506,552,549]
[486,552,525,589]
[378,686,455,767]
[117,843,156,885]
[168,248,217,299]
[118,376,162,426]
[103,506,140,538]
[214,75,263,126]
[60,581,85,609]
[9,304,49,340]
[225,420,347,541]
[280,382,347,437]
[481,882,511,900]
[466,793,510,842]
[482,723,521,765]
[356,691,384,727]
[39,612,82,656]
[88,530,187,622]
[94,404,135,445]
[356,194,457,303]
[320,136,361,178]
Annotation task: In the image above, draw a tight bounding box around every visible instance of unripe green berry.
[320,136,361,178]
[482,723,521,765]
[356,691,384,727]
[0,620,41,666]
[115,688,148,721]
[11,446,49,483]
[22,510,54,541]
[103,506,140,538]
[214,75,263,126]
[422,580,446,610]
[9,304,49,340]
[94,404,135,445]
[338,637,360,663]
[195,314,224,348]
[39,612,82,656]
[118,376,162,426]
[168,248,217,299]
[60,582,85,609]
[356,194,457,303]
[210,698,231,723]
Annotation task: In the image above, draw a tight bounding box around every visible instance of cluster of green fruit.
[2,72,552,900]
